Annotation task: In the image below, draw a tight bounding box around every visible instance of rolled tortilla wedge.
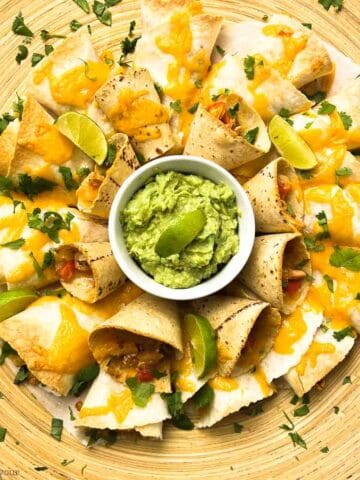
[140,0,200,31]
[183,100,271,171]
[214,14,332,89]
[203,54,312,122]
[239,233,311,314]
[7,96,93,188]
[231,147,279,184]
[244,158,304,233]
[55,242,126,303]
[0,119,19,176]
[75,369,170,430]
[89,293,182,392]
[28,29,110,115]
[191,295,281,376]
[95,69,175,162]
[285,324,356,396]
[77,134,140,219]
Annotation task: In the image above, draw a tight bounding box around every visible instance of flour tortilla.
[183,103,271,171]
[7,96,93,186]
[285,325,356,396]
[205,54,312,122]
[0,119,19,176]
[213,15,332,89]
[28,29,100,115]
[55,242,126,303]
[75,369,170,430]
[0,294,102,396]
[95,69,175,162]
[244,158,304,233]
[231,147,279,184]
[191,295,280,376]
[239,233,311,314]
[77,133,140,219]
[140,0,195,31]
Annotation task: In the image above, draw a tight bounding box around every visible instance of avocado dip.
[121,171,239,288]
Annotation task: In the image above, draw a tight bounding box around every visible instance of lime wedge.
[56,112,108,165]
[0,289,38,322]
[269,115,318,170]
[184,313,217,378]
[155,209,206,258]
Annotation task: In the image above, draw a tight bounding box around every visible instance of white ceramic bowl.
[109,155,255,301]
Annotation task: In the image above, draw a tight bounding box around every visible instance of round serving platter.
[0,0,359,478]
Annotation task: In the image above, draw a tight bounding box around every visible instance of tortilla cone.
[183,104,271,171]
[77,133,139,219]
[95,69,175,162]
[0,119,19,176]
[191,295,281,376]
[238,233,311,314]
[7,96,93,186]
[244,158,304,233]
[140,0,194,30]
[231,147,279,184]
[55,242,126,303]
[326,77,360,150]
[285,326,356,396]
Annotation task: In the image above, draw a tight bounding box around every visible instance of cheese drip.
[296,341,336,376]
[80,389,133,423]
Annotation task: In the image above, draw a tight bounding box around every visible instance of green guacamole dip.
[121,171,239,288]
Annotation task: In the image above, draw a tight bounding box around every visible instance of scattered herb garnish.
[286,201,295,217]
[34,467,48,471]
[0,428,7,442]
[244,127,259,145]
[318,101,336,115]
[69,364,100,396]
[343,375,352,384]
[330,246,360,271]
[320,321,329,333]
[126,377,155,407]
[318,0,343,12]
[290,394,299,405]
[194,79,202,89]
[16,44,29,64]
[304,121,313,129]
[289,431,307,450]
[279,411,295,431]
[103,143,117,167]
[228,103,240,118]
[355,293,360,300]
[233,422,244,433]
[294,405,310,417]
[77,167,91,179]
[320,446,329,453]
[18,173,56,200]
[40,30,66,41]
[70,19,82,31]
[151,369,167,379]
[45,45,54,56]
[302,23,312,29]
[29,251,43,278]
[59,166,79,191]
[0,342,17,365]
[335,166,352,186]
[323,274,334,292]
[61,459,75,466]
[119,24,140,65]
[279,108,294,126]
[306,91,326,104]
[27,208,74,243]
[339,112,352,131]
[193,384,214,410]
[244,55,256,80]
[14,365,29,385]
[51,418,63,441]
[93,1,112,27]
[333,326,355,342]
[216,45,225,56]
[170,100,182,113]
[244,402,264,416]
[315,210,330,239]
[188,102,199,114]
[1,238,25,250]
[13,94,24,120]
[81,464,88,475]
[154,83,163,96]
[333,406,340,414]
[302,393,310,405]
[73,0,90,14]
[31,52,45,67]
[12,12,34,37]
[304,235,325,252]
[0,113,15,135]
[69,406,76,421]
[161,391,194,430]
[295,259,309,269]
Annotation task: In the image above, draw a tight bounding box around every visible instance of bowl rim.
[108,154,255,301]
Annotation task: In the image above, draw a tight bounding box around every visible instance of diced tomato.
[277,175,292,201]
[284,279,302,296]
[207,102,227,120]
[136,367,154,382]
[56,259,76,282]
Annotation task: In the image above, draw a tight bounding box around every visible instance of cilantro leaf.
[29,251,44,278]
[51,418,63,441]
[339,112,352,130]
[170,100,182,113]
[293,405,310,417]
[45,45,54,56]
[193,384,214,410]
[316,210,330,239]
[12,12,34,37]
[188,102,199,114]
[59,166,79,191]
[15,44,28,64]
[104,143,117,167]
[228,103,240,118]
[161,391,194,430]
[42,249,55,270]
[0,428,7,442]
[329,246,360,271]
[320,446,329,453]
[40,30,66,41]
[318,101,336,115]
[0,342,17,365]
[0,113,15,135]
[244,55,256,80]
[14,365,29,385]
[69,364,100,396]
[13,94,24,120]
[323,274,334,292]
[1,238,25,250]
[171,414,194,430]
[72,0,90,13]
[27,209,74,243]
[93,1,112,26]
[244,127,259,145]
[70,19,82,31]
[288,431,307,449]
[318,0,343,12]
[126,377,155,407]
[333,326,355,342]
[216,45,225,56]
[18,173,56,200]
[31,53,45,67]
[343,375,352,384]
[306,91,326,104]
[233,422,244,433]
[304,235,325,252]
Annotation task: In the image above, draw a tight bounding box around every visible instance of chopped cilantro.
[233,423,244,433]
[216,45,225,56]
[286,201,295,217]
[302,23,312,29]
[104,143,117,167]
[304,235,325,252]
[333,406,340,414]
[0,113,15,134]
[154,83,163,96]
[0,342,17,365]
[15,44,28,64]
[151,369,167,379]
[244,55,256,80]
[318,101,336,115]
[188,102,199,114]
[45,44,54,56]
[323,274,334,292]
[69,364,100,396]
[42,249,55,270]
[161,391,194,430]
[228,103,240,118]
[59,166,79,191]
[343,375,352,384]
[333,326,355,342]
[306,91,326,104]
[279,411,295,431]
[320,446,329,453]
[194,79,202,89]
[18,173,55,199]
[339,112,352,130]
[77,167,91,179]
[69,406,76,421]
[290,394,299,405]
[294,405,309,417]
[40,30,66,41]
[51,418,63,441]
[193,384,214,409]
[12,12,34,37]
[61,459,75,466]
[289,431,307,449]
[72,0,90,13]
[244,127,259,145]
[31,53,45,67]
[93,1,112,26]
[1,238,25,249]
[316,210,330,239]
[304,121,313,129]
[0,428,7,442]
[27,208,74,243]
[14,365,29,385]
[126,377,155,407]
[29,251,44,278]
[70,19,82,31]
[318,0,343,12]
[330,246,360,271]
[170,100,182,113]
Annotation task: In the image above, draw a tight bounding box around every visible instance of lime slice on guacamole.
[0,289,38,322]
[56,111,108,165]
[155,209,206,258]
[184,313,217,378]
[269,115,318,170]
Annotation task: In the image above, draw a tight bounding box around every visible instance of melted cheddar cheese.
[296,341,336,376]
[253,367,273,396]
[209,376,238,391]
[80,389,133,423]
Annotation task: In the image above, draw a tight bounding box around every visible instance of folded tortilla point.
[55,242,126,303]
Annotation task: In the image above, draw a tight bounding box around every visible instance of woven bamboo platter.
[0,0,360,478]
